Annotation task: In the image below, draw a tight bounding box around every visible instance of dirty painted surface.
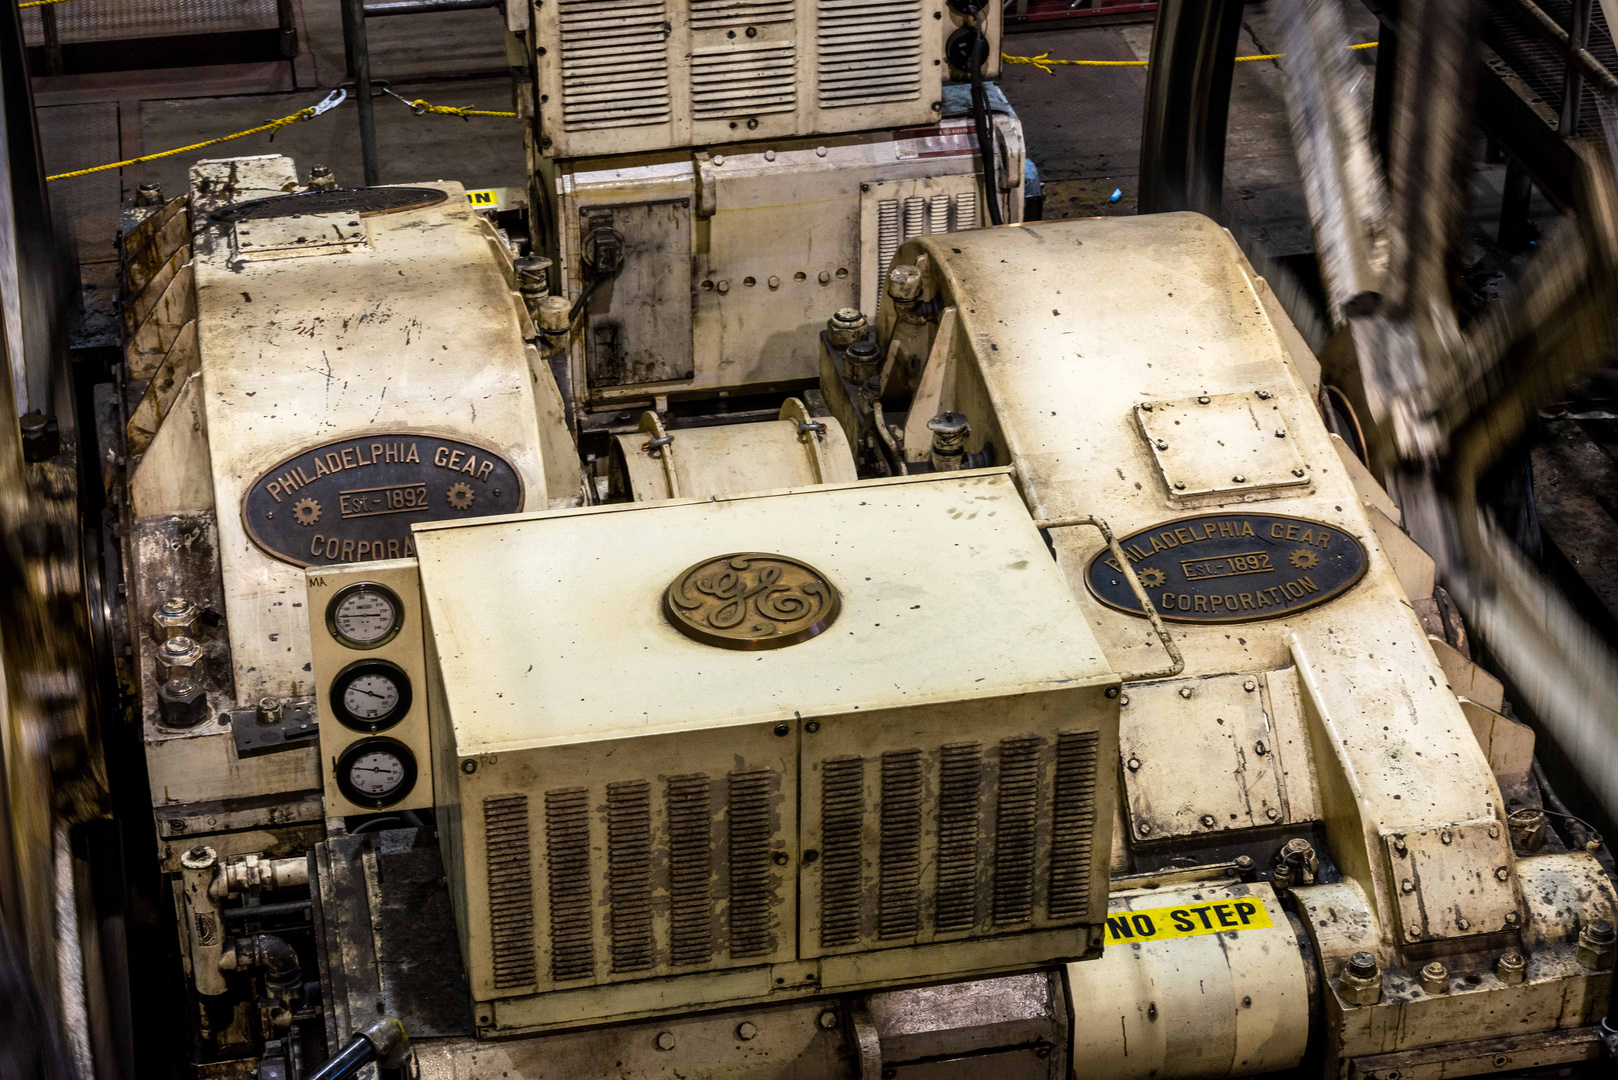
[191,171,548,705]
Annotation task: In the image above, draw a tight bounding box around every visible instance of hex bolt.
[818,271,831,284]
[1274,429,1287,438]
[1137,822,1151,836]
[1197,395,1211,404]
[1393,838,1408,857]
[1457,918,1470,931]
[717,280,731,294]
[818,1010,838,1030]
[1579,919,1616,969]
[1155,439,1169,451]
[1200,814,1216,828]
[1265,807,1280,820]
[826,307,867,349]
[1243,679,1257,692]
[1504,911,1520,927]
[1496,951,1527,985]
[1489,823,1502,839]
[1126,757,1141,772]
[1401,878,1415,894]
[1234,854,1255,872]
[157,635,204,683]
[1441,829,1454,845]
[887,264,922,302]
[1338,951,1382,1006]
[1232,475,1247,483]
[1178,686,1193,699]
[1419,961,1449,995]
[152,596,200,641]
[736,1022,758,1041]
[255,697,283,726]
[655,1032,677,1051]
[1255,740,1269,756]
[1495,866,1510,882]
[1255,390,1272,399]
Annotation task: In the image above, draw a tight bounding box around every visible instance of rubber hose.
[968,27,1003,226]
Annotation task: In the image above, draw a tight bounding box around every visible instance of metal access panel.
[533,0,954,160]
[1134,391,1311,502]
[416,470,1118,1033]
[581,201,694,388]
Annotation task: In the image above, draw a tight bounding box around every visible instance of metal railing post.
[341,0,380,186]
[1562,0,1593,134]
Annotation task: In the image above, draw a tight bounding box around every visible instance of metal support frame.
[337,0,500,186]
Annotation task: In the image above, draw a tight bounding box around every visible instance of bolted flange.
[1337,951,1381,1006]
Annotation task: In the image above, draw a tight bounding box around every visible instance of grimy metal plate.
[1085,512,1368,624]
[214,187,449,222]
[243,433,523,568]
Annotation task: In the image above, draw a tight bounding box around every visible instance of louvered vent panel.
[816,0,924,108]
[819,756,865,948]
[483,794,535,989]
[606,781,654,974]
[727,769,777,958]
[690,0,794,28]
[992,735,1044,926]
[557,0,672,132]
[878,749,923,939]
[934,742,982,932]
[544,788,595,981]
[1048,732,1100,919]
[667,774,715,966]
[691,45,797,121]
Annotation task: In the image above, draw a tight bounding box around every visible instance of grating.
[818,756,866,948]
[606,780,655,974]
[934,742,983,932]
[877,748,924,940]
[816,0,925,108]
[1047,732,1100,919]
[557,0,673,132]
[992,735,1043,925]
[691,0,795,29]
[1482,0,1618,144]
[667,773,715,966]
[23,0,278,46]
[691,44,798,121]
[544,788,594,981]
[726,769,777,958]
[483,794,536,990]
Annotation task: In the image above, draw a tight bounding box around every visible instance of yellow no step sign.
[465,188,523,211]
[1105,896,1274,944]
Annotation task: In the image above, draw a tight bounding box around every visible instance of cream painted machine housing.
[845,212,1613,1073]
[132,157,569,813]
[548,108,1025,413]
[415,470,1120,1034]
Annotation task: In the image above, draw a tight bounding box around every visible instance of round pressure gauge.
[327,582,403,649]
[335,737,417,809]
[329,658,413,732]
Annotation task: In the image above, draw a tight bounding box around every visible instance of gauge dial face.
[335,737,417,809]
[348,748,407,797]
[328,583,402,649]
[329,659,412,732]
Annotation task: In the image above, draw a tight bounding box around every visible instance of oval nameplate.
[1085,513,1368,624]
[243,433,524,567]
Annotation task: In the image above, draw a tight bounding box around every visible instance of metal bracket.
[230,700,319,758]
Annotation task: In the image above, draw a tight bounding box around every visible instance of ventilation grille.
[691,44,797,121]
[993,735,1043,926]
[667,774,714,966]
[557,0,672,132]
[727,769,778,958]
[606,781,654,974]
[819,756,866,948]
[878,749,923,939]
[934,742,982,932]
[1049,732,1100,919]
[544,788,595,981]
[691,0,794,28]
[484,794,536,989]
[816,0,924,108]
[875,191,980,290]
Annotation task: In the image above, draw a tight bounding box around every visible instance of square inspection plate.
[1135,391,1310,500]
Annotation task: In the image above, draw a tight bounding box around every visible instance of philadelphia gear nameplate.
[1085,512,1368,624]
[243,434,524,567]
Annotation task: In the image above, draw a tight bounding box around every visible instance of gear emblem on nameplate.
[1138,566,1167,588]
[293,497,322,526]
[663,553,840,651]
[1289,549,1319,570]
[446,482,475,511]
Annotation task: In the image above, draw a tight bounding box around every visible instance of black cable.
[968,26,1003,227]
[568,274,607,326]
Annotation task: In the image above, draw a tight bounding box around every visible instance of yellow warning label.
[1104,897,1274,945]
[465,189,498,207]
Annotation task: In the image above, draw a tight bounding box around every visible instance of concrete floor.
[33,1,1551,351]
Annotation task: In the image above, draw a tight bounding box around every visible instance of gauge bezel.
[329,658,413,732]
[326,581,404,650]
[334,736,418,809]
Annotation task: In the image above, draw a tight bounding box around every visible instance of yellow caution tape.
[20,0,77,8]
[1103,896,1275,945]
[1004,40,1377,74]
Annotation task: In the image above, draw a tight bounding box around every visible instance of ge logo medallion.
[664,553,840,650]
